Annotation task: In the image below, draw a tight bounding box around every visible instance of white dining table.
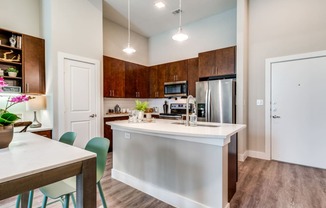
[0,132,96,208]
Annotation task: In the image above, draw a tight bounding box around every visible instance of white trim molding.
[238,151,248,162]
[112,169,213,208]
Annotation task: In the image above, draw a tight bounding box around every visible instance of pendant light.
[172,0,188,42]
[123,0,136,54]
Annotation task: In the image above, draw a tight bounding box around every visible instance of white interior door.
[271,56,326,169]
[64,59,98,148]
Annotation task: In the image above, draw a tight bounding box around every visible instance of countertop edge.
[108,120,246,147]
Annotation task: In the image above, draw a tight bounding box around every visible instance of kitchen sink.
[171,122,220,128]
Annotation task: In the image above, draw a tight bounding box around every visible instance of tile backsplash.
[103,97,189,114]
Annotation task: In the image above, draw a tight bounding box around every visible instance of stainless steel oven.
[164,81,187,97]
[159,103,193,120]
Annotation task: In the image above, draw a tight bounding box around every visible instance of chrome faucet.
[186,95,196,126]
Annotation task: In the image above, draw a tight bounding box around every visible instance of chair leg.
[71,193,76,208]
[63,194,70,208]
[41,196,48,208]
[15,194,21,208]
[28,190,34,208]
[97,182,107,208]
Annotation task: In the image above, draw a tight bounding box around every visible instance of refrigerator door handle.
[207,89,211,122]
[205,90,208,122]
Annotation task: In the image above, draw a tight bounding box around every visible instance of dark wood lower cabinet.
[104,116,129,152]
[32,130,52,139]
[228,133,238,201]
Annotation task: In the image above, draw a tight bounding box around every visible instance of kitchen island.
[108,119,245,208]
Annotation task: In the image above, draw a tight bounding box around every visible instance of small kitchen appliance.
[159,103,193,119]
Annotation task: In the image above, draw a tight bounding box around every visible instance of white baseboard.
[247,150,270,160]
[112,169,220,208]
[238,151,248,162]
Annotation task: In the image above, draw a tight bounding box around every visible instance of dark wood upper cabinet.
[149,64,166,98]
[165,60,187,82]
[103,56,125,98]
[199,46,236,78]
[125,62,149,98]
[187,58,199,97]
[22,35,45,94]
[198,50,216,78]
[216,46,236,76]
[103,46,235,99]
[0,28,46,94]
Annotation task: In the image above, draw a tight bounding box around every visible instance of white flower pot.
[8,72,17,77]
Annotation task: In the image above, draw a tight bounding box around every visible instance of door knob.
[272,115,281,119]
[89,114,95,118]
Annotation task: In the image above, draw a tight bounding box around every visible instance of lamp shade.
[26,95,47,111]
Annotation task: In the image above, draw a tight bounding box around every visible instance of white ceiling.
[103,0,237,38]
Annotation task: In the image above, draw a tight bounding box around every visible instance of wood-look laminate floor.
[1,154,326,208]
[230,157,326,208]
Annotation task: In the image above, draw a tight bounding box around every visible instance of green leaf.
[0,112,20,126]
[135,100,148,111]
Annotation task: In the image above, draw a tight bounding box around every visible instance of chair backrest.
[85,137,110,182]
[14,121,33,133]
[59,132,77,145]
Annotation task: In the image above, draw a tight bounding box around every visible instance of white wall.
[248,0,326,155]
[0,0,50,126]
[103,19,149,66]
[149,8,237,65]
[0,0,41,37]
[42,0,103,138]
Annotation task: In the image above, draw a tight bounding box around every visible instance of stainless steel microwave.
[164,81,188,97]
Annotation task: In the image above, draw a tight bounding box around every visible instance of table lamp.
[26,95,47,128]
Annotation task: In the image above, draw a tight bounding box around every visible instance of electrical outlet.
[124,132,130,139]
[256,99,264,106]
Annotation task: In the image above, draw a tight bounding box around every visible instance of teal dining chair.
[15,132,77,208]
[39,137,110,208]
[58,132,77,145]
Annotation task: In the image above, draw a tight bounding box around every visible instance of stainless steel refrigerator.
[196,79,236,123]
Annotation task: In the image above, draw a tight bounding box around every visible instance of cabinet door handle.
[26,83,29,93]
[113,90,114,96]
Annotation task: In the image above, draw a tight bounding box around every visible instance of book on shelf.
[16,36,22,49]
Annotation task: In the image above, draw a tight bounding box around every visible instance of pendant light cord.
[179,0,182,29]
[127,0,131,45]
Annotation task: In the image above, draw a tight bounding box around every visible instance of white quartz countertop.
[104,112,160,118]
[104,113,129,118]
[108,119,246,146]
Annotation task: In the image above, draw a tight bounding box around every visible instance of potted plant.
[0,77,32,148]
[6,67,18,77]
[135,100,148,121]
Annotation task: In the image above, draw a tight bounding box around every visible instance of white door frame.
[57,52,101,138]
[265,50,326,160]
